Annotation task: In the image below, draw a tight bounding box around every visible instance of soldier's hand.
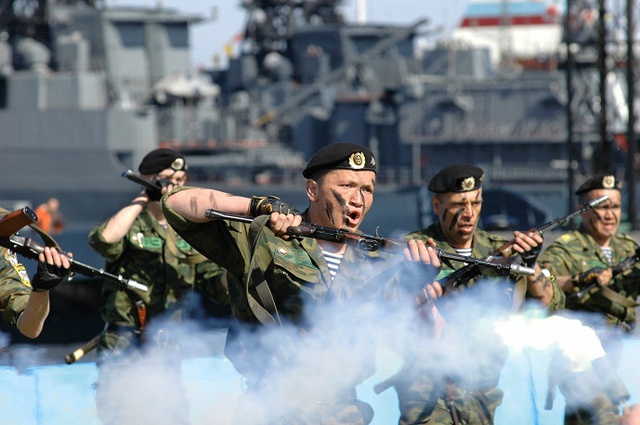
[621,403,640,425]
[404,238,441,268]
[269,211,303,240]
[404,238,441,296]
[571,267,611,287]
[146,178,173,201]
[420,281,443,301]
[31,247,72,292]
[512,230,543,267]
[416,289,446,338]
[249,195,300,217]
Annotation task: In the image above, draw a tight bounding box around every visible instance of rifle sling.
[592,285,640,309]
[247,215,282,326]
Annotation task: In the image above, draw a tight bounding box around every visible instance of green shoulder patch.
[141,236,163,249]
[273,244,314,269]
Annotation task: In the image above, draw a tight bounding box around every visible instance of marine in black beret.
[575,174,622,195]
[302,142,376,179]
[428,164,484,193]
[138,148,187,175]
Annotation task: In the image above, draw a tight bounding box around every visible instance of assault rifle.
[0,207,148,292]
[204,210,535,276]
[568,246,640,302]
[426,194,610,300]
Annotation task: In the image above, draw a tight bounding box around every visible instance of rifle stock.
[0,206,38,237]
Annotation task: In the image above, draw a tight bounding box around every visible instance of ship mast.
[240,0,344,72]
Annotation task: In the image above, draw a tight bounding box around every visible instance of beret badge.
[602,175,615,189]
[348,152,366,170]
[171,157,186,171]
[461,177,475,191]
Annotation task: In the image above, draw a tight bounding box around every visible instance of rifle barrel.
[1,235,147,292]
[122,170,161,193]
[538,194,609,234]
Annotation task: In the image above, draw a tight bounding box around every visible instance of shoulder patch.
[5,250,31,286]
[273,243,314,269]
[557,234,574,244]
[5,249,19,267]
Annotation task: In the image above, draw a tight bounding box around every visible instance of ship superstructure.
[0,0,637,228]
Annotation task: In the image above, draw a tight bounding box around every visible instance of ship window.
[0,77,6,109]
[113,22,145,48]
[165,23,189,48]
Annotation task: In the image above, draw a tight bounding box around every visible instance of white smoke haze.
[494,312,607,372]
[91,272,640,424]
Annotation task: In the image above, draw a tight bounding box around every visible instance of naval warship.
[0,0,634,343]
[0,4,639,424]
[0,0,595,234]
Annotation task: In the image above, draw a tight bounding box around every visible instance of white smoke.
[90,273,640,424]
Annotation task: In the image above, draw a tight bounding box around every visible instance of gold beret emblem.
[461,177,475,191]
[171,157,186,171]
[602,175,615,189]
[348,152,366,170]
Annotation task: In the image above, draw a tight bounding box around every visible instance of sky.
[106,0,469,70]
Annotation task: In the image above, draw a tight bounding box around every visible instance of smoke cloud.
[91,272,640,424]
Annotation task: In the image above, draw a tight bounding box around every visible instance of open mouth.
[347,210,361,226]
[459,223,474,232]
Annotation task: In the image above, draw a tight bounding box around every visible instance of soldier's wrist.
[131,197,148,207]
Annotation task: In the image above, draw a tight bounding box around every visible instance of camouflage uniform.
[394,223,564,425]
[0,246,33,328]
[539,227,639,330]
[163,185,416,425]
[89,207,230,354]
[539,226,639,425]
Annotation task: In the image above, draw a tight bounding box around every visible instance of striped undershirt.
[322,250,344,279]
[454,247,473,258]
[601,246,612,265]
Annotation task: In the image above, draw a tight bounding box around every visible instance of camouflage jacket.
[393,222,565,422]
[162,187,415,328]
[539,227,639,328]
[0,246,32,328]
[88,208,229,328]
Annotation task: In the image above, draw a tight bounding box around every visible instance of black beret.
[575,174,622,195]
[302,143,376,178]
[138,148,187,174]
[428,164,484,193]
